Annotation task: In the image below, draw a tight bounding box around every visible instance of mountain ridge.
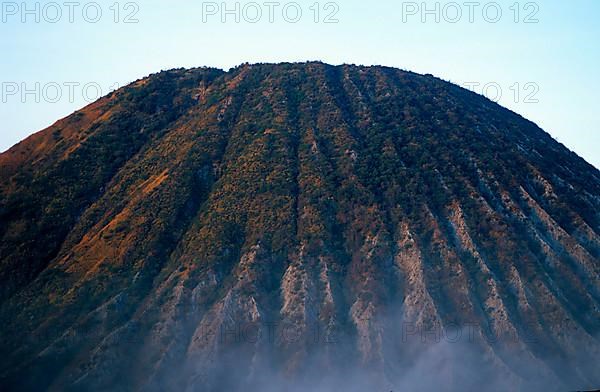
[0,62,598,391]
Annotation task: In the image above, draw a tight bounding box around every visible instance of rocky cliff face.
[0,62,598,391]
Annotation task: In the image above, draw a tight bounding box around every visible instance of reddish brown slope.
[0,63,598,391]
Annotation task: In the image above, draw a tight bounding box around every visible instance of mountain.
[0,62,599,391]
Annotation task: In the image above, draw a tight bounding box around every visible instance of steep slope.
[0,62,598,391]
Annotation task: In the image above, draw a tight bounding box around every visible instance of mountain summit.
[1,63,599,391]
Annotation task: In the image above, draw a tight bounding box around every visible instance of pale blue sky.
[1,0,598,167]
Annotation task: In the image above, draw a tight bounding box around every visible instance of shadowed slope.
[0,63,598,391]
